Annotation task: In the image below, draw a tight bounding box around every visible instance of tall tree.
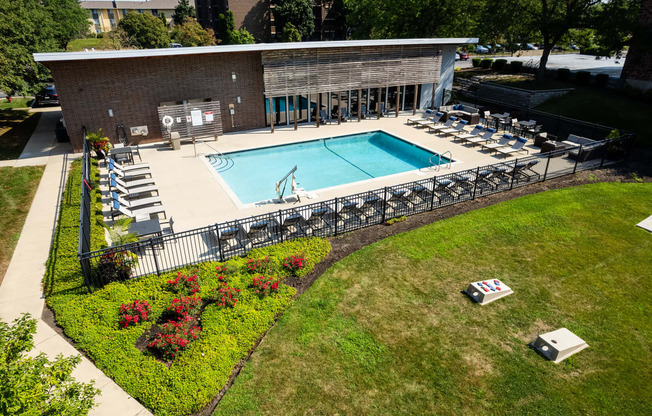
[118,12,170,49]
[175,18,216,46]
[216,11,255,44]
[44,0,89,49]
[591,0,643,55]
[273,0,315,40]
[280,22,302,42]
[172,0,196,26]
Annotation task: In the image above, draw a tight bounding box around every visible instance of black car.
[35,86,59,106]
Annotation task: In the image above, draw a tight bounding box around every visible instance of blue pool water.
[207,131,449,204]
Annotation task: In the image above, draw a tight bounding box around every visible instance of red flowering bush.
[167,271,201,295]
[282,253,306,276]
[208,286,241,308]
[164,295,202,321]
[215,265,231,285]
[148,316,202,360]
[119,299,151,329]
[246,257,273,274]
[251,275,282,297]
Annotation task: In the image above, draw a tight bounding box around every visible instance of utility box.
[464,279,513,305]
[532,328,589,363]
[170,131,181,150]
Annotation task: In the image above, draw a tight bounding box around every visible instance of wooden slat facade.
[157,101,223,141]
[261,45,442,97]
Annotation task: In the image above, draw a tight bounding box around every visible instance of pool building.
[34,38,477,151]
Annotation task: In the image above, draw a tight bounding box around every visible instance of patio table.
[110,147,134,164]
[129,218,161,238]
[517,120,536,127]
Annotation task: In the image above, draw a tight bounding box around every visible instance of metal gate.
[157,101,223,142]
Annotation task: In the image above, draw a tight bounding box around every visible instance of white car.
[475,45,489,53]
[526,43,538,50]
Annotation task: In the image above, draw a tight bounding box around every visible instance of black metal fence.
[78,128,93,287]
[77,133,633,291]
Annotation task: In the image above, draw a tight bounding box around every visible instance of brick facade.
[195,0,271,43]
[48,52,266,151]
[621,0,652,88]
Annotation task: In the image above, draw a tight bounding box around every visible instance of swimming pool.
[207,130,450,204]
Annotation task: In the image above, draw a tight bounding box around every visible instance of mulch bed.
[42,163,649,416]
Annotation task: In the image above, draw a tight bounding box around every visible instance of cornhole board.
[464,279,513,305]
[532,328,589,363]
[636,215,652,233]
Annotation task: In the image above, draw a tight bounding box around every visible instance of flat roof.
[79,0,178,10]
[33,38,478,63]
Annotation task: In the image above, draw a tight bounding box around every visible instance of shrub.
[148,316,201,361]
[595,73,609,88]
[575,71,591,85]
[480,58,493,69]
[385,215,407,225]
[492,59,508,70]
[246,256,273,274]
[208,286,241,308]
[510,61,524,73]
[164,295,202,321]
[167,271,200,295]
[557,68,571,82]
[119,299,152,329]
[472,58,481,67]
[96,249,138,283]
[282,253,306,276]
[252,275,282,297]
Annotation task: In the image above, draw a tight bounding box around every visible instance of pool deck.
[101,113,564,232]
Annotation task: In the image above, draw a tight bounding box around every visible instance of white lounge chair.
[407,109,433,125]
[415,112,443,128]
[439,119,468,136]
[466,128,497,146]
[496,137,529,158]
[110,173,155,188]
[455,124,484,142]
[482,134,513,153]
[111,192,161,209]
[108,158,149,171]
[110,179,158,198]
[428,116,456,133]
[112,200,166,221]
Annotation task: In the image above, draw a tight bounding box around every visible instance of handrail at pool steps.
[431,151,452,171]
[77,133,635,292]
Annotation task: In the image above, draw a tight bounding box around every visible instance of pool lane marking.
[322,140,375,180]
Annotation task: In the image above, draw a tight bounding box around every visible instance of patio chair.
[415,112,443,129]
[497,117,512,132]
[355,193,384,222]
[481,134,513,153]
[301,207,330,234]
[111,191,161,209]
[280,212,304,238]
[360,105,369,119]
[482,110,491,127]
[110,173,155,188]
[495,137,529,158]
[466,128,497,146]
[438,119,468,137]
[386,188,411,212]
[453,174,475,197]
[340,108,350,122]
[213,224,242,251]
[111,200,166,221]
[110,179,159,198]
[407,109,433,125]
[475,169,498,193]
[319,110,331,125]
[245,220,273,247]
[408,183,433,208]
[380,103,389,117]
[428,116,456,134]
[433,179,458,203]
[337,200,363,223]
[521,159,541,180]
[455,124,484,143]
[108,158,149,171]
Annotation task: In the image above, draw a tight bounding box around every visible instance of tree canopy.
[0,0,88,95]
[216,11,255,44]
[273,0,315,40]
[118,12,170,49]
[280,22,302,42]
[0,314,100,415]
[174,18,216,47]
[172,0,196,26]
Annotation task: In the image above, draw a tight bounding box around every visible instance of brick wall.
[230,0,270,42]
[48,51,266,151]
[621,0,652,85]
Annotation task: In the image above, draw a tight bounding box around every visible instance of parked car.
[457,51,469,60]
[525,43,538,50]
[569,44,579,50]
[169,43,182,48]
[475,45,489,53]
[552,45,563,52]
[35,85,59,106]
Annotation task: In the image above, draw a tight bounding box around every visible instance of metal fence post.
[334,198,339,236]
[429,176,437,210]
[278,210,284,242]
[510,158,517,190]
[573,145,582,174]
[150,239,161,276]
[543,152,553,181]
[381,187,388,222]
[215,224,224,262]
[471,167,480,199]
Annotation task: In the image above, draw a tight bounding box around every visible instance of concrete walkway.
[0,109,151,415]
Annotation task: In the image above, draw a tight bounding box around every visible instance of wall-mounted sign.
[191,109,203,126]
[205,111,214,122]
[176,117,182,123]
[130,125,148,136]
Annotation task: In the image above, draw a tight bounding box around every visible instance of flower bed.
[44,160,332,415]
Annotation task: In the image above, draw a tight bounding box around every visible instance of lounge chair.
[337,200,362,222]
[433,179,457,202]
[108,160,151,179]
[428,116,456,134]
[319,110,331,125]
[438,119,468,137]
[111,200,166,221]
[466,128,497,146]
[520,160,541,180]
[212,223,242,251]
[482,134,513,153]
[111,191,161,208]
[453,175,475,196]
[455,124,484,143]
[386,188,411,212]
[108,158,149,171]
[415,112,443,128]
[360,105,369,119]
[409,183,433,207]
[380,103,389,117]
[340,108,350,122]
[280,212,304,238]
[496,137,529,158]
[407,109,433,125]
[110,179,159,198]
[301,207,330,234]
[245,220,273,246]
[110,173,155,188]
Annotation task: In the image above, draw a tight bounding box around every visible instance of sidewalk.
[0,111,151,415]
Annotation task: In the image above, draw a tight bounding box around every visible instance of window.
[151,9,158,16]
[122,9,129,17]
[107,9,115,28]
[91,9,100,23]
[138,9,144,13]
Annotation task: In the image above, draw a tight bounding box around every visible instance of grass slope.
[0,166,44,283]
[216,182,652,416]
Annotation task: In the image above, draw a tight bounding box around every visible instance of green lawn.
[0,97,33,109]
[216,182,652,415]
[0,109,42,159]
[66,38,113,51]
[0,166,44,283]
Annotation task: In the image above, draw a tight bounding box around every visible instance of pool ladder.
[430,151,452,171]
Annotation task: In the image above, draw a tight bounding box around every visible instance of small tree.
[230,28,255,44]
[273,0,315,40]
[105,27,132,50]
[216,11,254,44]
[0,314,100,415]
[172,0,196,26]
[280,22,302,42]
[159,12,169,28]
[175,18,216,46]
[118,12,170,49]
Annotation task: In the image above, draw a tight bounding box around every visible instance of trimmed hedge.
[576,71,591,85]
[557,68,571,82]
[510,61,524,73]
[480,58,493,69]
[45,159,332,415]
[471,58,481,68]
[595,73,609,88]
[492,59,508,70]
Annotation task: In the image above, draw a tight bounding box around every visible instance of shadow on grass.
[0,109,42,160]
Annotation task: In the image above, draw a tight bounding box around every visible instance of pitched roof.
[79,0,179,10]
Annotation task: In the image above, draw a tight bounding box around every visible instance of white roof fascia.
[34,38,479,63]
